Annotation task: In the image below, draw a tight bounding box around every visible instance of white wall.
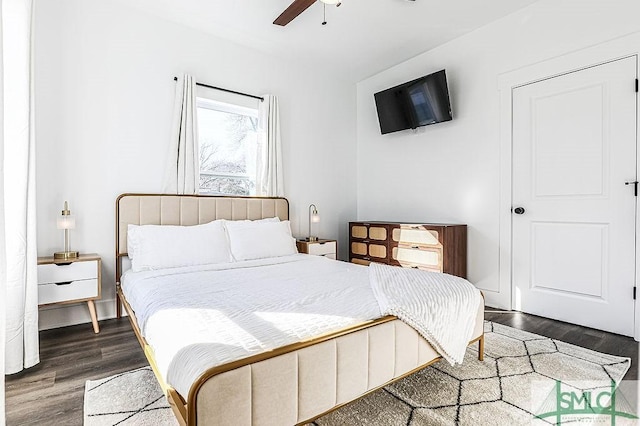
[34,0,357,329]
[356,0,640,309]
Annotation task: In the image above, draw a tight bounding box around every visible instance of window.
[197,98,259,196]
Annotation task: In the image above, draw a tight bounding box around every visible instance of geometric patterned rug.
[84,322,632,425]
[315,322,633,425]
[84,368,178,426]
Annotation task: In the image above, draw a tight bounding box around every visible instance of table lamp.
[54,201,79,260]
[308,204,320,242]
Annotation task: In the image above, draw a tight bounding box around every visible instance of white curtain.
[0,3,5,422]
[257,95,284,197]
[163,74,199,195]
[2,0,40,388]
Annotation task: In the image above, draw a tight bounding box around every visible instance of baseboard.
[482,291,510,311]
[38,298,122,331]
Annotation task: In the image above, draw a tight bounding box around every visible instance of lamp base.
[54,251,79,260]
[308,236,318,242]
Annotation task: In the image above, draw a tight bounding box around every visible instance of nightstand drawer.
[38,261,97,285]
[38,278,98,305]
[307,241,336,256]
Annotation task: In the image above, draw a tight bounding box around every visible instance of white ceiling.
[122,0,540,82]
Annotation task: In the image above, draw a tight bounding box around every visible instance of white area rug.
[84,368,178,426]
[84,322,632,425]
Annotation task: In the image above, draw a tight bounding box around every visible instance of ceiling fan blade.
[273,0,316,26]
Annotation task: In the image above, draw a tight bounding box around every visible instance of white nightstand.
[37,253,101,333]
[296,239,337,260]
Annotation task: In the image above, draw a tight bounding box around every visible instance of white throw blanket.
[369,262,482,365]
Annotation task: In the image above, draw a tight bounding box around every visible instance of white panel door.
[512,57,637,336]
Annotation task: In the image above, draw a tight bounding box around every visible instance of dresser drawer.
[368,225,387,241]
[307,241,336,256]
[350,224,387,241]
[405,264,441,273]
[351,242,367,256]
[351,225,368,239]
[352,241,387,258]
[38,261,98,285]
[368,243,387,259]
[38,278,98,305]
[351,258,371,266]
[392,247,442,269]
[392,226,441,247]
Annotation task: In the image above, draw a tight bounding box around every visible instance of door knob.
[513,207,525,215]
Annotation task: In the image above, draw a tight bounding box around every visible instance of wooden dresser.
[349,221,467,278]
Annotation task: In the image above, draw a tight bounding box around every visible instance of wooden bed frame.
[115,193,485,426]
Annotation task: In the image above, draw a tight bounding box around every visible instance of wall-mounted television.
[374,69,452,135]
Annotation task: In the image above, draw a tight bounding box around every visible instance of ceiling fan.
[273,0,342,26]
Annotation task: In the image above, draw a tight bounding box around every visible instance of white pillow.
[225,220,297,261]
[262,217,280,222]
[222,217,280,223]
[127,220,232,272]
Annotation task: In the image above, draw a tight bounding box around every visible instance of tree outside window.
[197,99,259,196]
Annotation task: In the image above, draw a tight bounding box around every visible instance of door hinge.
[635,79,638,92]
[634,286,637,300]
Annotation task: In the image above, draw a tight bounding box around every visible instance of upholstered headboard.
[115,193,289,281]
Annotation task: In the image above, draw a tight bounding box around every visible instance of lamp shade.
[54,200,79,260]
[311,212,320,223]
[57,215,75,230]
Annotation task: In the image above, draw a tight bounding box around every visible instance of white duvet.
[122,254,381,397]
[122,254,481,398]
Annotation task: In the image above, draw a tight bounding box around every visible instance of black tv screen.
[374,70,452,135]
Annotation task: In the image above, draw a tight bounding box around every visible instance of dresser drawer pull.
[411,245,419,249]
[363,223,370,226]
[55,281,73,286]
[363,257,370,260]
[412,266,419,269]
[55,262,72,266]
[411,226,420,229]
[363,240,370,243]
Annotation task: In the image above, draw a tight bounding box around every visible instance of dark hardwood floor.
[5,319,147,426]
[5,313,638,425]
[484,310,638,381]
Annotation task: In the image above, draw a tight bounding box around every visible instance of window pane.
[197,102,258,196]
[199,175,253,196]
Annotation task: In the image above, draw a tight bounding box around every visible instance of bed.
[115,193,485,426]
